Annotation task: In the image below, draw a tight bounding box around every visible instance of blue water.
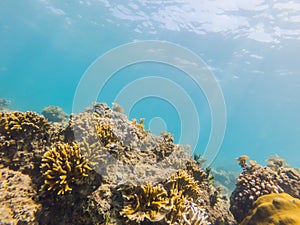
[1,0,300,170]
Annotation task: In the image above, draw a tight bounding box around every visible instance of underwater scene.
[1,0,300,224]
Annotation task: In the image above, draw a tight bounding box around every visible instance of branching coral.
[131,118,149,139]
[266,155,290,170]
[40,142,92,195]
[95,122,119,148]
[230,155,300,223]
[0,111,51,171]
[164,169,201,201]
[0,111,50,149]
[120,184,172,222]
[163,169,202,224]
[181,199,210,225]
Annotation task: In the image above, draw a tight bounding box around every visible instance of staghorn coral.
[240,193,300,225]
[120,183,172,223]
[40,142,92,195]
[230,155,300,223]
[41,105,69,123]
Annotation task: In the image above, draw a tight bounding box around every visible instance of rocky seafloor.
[0,100,300,225]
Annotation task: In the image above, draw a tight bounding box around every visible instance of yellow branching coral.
[40,142,92,195]
[0,111,51,171]
[163,170,202,224]
[131,118,148,139]
[0,111,50,149]
[78,137,106,167]
[165,169,201,201]
[120,184,173,222]
[95,122,118,148]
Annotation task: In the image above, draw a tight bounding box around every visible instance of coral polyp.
[40,142,92,195]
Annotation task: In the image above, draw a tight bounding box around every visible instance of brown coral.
[40,142,92,195]
[240,193,300,225]
[0,168,41,224]
[95,122,119,148]
[120,183,172,222]
[0,111,51,172]
[230,156,300,223]
[41,105,69,123]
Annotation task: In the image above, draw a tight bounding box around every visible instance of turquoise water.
[1,0,300,170]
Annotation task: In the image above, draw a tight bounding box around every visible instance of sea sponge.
[120,183,172,222]
[240,193,300,225]
[40,142,92,195]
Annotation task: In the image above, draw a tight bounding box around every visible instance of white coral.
[181,199,211,225]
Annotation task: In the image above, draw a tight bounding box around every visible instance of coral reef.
[0,168,41,224]
[0,111,51,174]
[181,199,210,225]
[266,155,290,171]
[230,155,300,223]
[0,102,237,225]
[119,169,211,225]
[112,102,124,113]
[240,193,300,225]
[212,168,238,198]
[0,97,11,110]
[40,142,92,195]
[120,184,172,222]
[41,105,69,123]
